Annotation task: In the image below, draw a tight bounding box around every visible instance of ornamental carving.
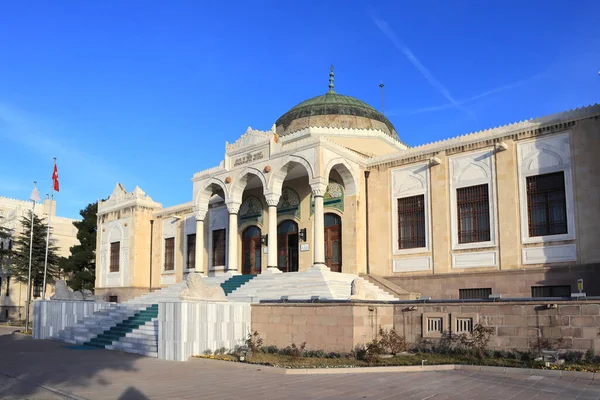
[277,187,301,219]
[310,179,344,214]
[239,196,264,226]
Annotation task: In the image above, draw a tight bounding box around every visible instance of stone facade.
[0,196,80,321]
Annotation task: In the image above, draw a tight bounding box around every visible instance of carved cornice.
[226,126,274,153]
[368,104,600,169]
[98,183,161,215]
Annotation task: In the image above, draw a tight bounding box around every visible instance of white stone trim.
[390,162,431,255]
[449,149,497,251]
[522,244,577,264]
[160,273,176,286]
[393,256,431,272]
[516,131,576,244]
[99,217,130,288]
[451,250,498,269]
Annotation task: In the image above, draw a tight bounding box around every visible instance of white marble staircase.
[54,303,147,345]
[226,269,398,302]
[107,319,159,357]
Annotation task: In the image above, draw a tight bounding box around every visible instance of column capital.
[225,200,241,214]
[193,206,208,221]
[310,180,328,197]
[264,192,280,207]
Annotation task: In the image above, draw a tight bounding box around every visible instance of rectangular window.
[397,195,426,249]
[109,295,118,303]
[526,172,567,237]
[212,229,226,266]
[457,184,490,244]
[164,237,175,271]
[110,242,120,272]
[6,276,9,296]
[459,288,492,300]
[455,317,474,334]
[186,234,196,269]
[33,279,42,298]
[531,285,571,298]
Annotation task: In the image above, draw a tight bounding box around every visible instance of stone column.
[311,182,329,270]
[194,218,205,274]
[264,193,281,274]
[193,207,207,274]
[226,202,240,274]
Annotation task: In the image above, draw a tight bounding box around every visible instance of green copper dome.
[275,91,399,140]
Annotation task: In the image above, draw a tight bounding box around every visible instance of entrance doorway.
[277,220,299,273]
[324,213,342,272]
[242,226,262,275]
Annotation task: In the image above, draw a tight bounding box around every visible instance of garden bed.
[194,352,600,372]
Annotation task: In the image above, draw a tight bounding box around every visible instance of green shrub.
[245,331,263,352]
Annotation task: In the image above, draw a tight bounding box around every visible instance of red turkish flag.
[52,163,60,192]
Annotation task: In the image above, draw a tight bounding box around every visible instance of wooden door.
[242,226,261,275]
[324,214,342,272]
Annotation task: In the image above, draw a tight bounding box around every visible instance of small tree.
[60,202,97,292]
[0,225,13,280]
[11,214,61,294]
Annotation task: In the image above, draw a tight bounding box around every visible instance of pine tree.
[60,202,97,292]
[0,225,13,276]
[11,213,61,290]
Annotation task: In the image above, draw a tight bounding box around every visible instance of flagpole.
[42,158,56,300]
[25,182,37,333]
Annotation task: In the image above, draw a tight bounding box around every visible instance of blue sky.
[1,0,599,219]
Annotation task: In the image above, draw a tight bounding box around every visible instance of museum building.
[95,71,600,302]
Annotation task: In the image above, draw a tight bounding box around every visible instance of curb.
[193,358,600,378]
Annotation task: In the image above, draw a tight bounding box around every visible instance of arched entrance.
[242,226,262,275]
[277,220,298,273]
[324,213,342,272]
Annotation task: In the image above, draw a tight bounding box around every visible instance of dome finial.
[328,65,335,93]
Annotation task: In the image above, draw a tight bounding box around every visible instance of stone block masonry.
[251,303,394,353]
[395,300,600,352]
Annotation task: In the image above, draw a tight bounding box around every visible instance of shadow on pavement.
[0,330,149,399]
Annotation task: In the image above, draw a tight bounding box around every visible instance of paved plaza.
[0,327,598,400]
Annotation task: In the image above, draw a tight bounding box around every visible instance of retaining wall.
[158,301,251,361]
[33,300,111,340]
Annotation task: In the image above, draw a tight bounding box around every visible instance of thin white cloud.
[372,16,465,112]
[387,72,545,116]
[0,102,137,215]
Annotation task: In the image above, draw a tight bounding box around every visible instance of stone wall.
[251,303,394,352]
[387,264,600,299]
[33,300,111,340]
[395,300,600,352]
[158,301,251,362]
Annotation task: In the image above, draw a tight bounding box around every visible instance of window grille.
[110,242,120,272]
[427,317,443,333]
[397,195,426,249]
[212,229,226,266]
[531,285,571,298]
[526,172,567,237]
[108,296,118,303]
[459,288,492,300]
[457,184,490,244]
[164,238,175,271]
[455,318,473,334]
[186,234,196,269]
[33,279,42,298]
